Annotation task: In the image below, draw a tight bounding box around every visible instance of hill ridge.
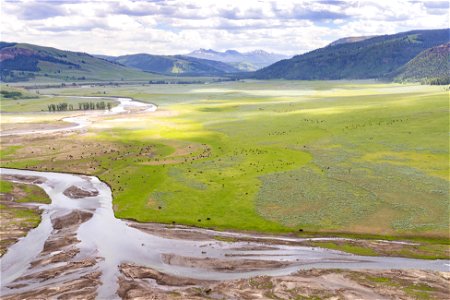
[253,28,450,80]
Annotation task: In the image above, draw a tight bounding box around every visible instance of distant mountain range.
[95,49,289,75]
[1,28,449,83]
[185,49,289,71]
[99,53,240,75]
[0,42,159,82]
[253,28,450,81]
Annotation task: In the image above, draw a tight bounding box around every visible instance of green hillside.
[253,29,450,80]
[0,42,163,82]
[110,53,239,75]
[394,43,450,84]
[328,35,377,46]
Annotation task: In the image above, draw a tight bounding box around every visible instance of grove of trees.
[47,101,112,112]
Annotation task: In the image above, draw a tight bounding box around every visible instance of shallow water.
[1,167,449,298]
[0,96,156,136]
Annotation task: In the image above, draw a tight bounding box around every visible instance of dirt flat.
[162,253,290,272]
[119,263,213,287]
[0,179,49,256]
[51,210,93,229]
[1,122,72,135]
[0,206,40,256]
[63,185,99,199]
[3,270,101,300]
[2,207,101,299]
[118,267,450,300]
[128,222,214,241]
[1,174,46,184]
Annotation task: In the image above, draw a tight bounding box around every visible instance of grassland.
[0,85,118,112]
[0,180,51,255]
[1,42,170,83]
[0,180,50,204]
[1,81,448,247]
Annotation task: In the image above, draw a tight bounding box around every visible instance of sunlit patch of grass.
[362,151,448,179]
[1,81,448,242]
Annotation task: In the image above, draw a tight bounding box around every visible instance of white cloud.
[0,0,448,56]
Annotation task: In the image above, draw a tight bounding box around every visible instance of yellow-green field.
[1,81,449,241]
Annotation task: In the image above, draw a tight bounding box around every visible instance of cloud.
[17,2,67,20]
[218,7,268,20]
[0,0,448,56]
[291,8,350,20]
[422,0,449,15]
[110,2,159,16]
[423,1,449,9]
[35,19,111,32]
[317,0,348,6]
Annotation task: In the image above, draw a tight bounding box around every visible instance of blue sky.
[1,0,448,56]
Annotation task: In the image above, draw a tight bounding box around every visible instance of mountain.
[186,49,289,71]
[328,35,377,46]
[104,54,239,75]
[394,43,450,84]
[253,29,450,80]
[0,42,161,82]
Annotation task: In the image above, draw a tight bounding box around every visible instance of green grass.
[0,203,41,230]
[1,81,449,241]
[0,94,118,112]
[307,239,449,259]
[404,284,435,300]
[0,180,13,193]
[366,276,398,284]
[309,242,378,256]
[2,43,170,83]
[363,275,438,300]
[0,180,51,204]
[0,85,37,100]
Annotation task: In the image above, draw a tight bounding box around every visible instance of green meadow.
[0,86,117,112]
[1,81,449,240]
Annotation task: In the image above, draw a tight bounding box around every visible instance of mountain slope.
[186,49,289,71]
[108,54,239,75]
[253,29,450,80]
[328,35,377,46]
[0,42,161,82]
[394,43,450,83]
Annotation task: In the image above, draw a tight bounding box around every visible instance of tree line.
[47,101,112,112]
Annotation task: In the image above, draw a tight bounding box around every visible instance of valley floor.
[1,81,449,247]
[0,81,449,298]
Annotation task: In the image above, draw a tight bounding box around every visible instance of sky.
[1,0,449,56]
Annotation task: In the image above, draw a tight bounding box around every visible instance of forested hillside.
[253,29,450,80]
